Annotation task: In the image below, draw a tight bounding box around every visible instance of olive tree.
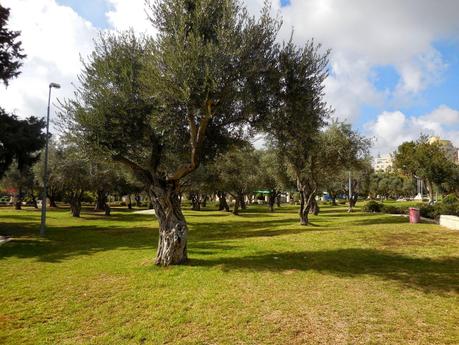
[215,146,260,215]
[60,1,280,265]
[263,40,330,224]
[394,136,456,203]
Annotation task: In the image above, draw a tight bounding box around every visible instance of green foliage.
[419,204,438,219]
[0,5,26,86]
[362,200,384,213]
[381,204,409,215]
[369,171,416,199]
[0,109,46,179]
[394,136,457,200]
[215,146,259,197]
[62,1,281,187]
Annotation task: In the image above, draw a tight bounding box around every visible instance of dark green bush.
[436,202,459,217]
[442,194,459,205]
[382,204,408,214]
[362,200,383,213]
[419,204,438,219]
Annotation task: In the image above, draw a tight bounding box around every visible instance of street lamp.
[40,82,61,237]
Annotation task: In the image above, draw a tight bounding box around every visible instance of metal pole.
[40,86,53,236]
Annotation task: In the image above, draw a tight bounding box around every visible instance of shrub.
[362,200,383,213]
[437,202,459,217]
[442,194,459,205]
[419,204,438,219]
[382,204,408,215]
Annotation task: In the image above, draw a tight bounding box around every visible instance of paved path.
[133,209,156,215]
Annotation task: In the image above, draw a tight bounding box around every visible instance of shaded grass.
[0,204,458,345]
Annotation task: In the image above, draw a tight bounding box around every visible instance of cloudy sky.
[1,0,459,155]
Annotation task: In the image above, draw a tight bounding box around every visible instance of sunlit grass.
[0,203,458,344]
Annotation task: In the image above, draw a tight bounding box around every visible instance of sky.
[1,0,459,156]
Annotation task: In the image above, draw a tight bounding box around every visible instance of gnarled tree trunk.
[127,194,132,209]
[150,182,188,266]
[239,194,246,210]
[70,199,82,217]
[298,186,317,226]
[190,192,201,211]
[200,194,207,208]
[217,191,229,212]
[328,191,337,206]
[94,190,107,211]
[309,198,320,215]
[232,193,240,215]
[49,192,58,208]
[268,192,276,212]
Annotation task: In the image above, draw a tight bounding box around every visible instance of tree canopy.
[0,4,26,86]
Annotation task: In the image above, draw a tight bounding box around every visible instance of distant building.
[373,154,393,172]
[428,136,459,164]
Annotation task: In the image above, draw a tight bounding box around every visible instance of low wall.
[439,215,459,230]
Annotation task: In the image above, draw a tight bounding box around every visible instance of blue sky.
[3,0,459,155]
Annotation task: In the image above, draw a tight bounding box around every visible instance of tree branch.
[169,101,212,181]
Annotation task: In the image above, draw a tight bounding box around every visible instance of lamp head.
[49,82,61,89]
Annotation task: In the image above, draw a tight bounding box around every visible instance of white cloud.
[365,105,459,154]
[0,0,97,120]
[421,105,459,124]
[105,0,156,35]
[247,0,459,118]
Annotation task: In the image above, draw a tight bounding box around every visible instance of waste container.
[409,207,420,223]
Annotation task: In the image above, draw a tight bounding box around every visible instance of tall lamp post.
[40,82,61,237]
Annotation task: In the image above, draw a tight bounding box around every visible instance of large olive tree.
[61,1,279,265]
[262,40,331,225]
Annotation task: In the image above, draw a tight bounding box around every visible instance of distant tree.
[57,147,91,217]
[368,171,416,200]
[257,148,291,212]
[0,109,46,179]
[319,122,371,211]
[262,40,330,225]
[0,6,45,181]
[33,140,64,208]
[343,159,372,211]
[394,136,456,202]
[1,165,30,209]
[0,4,26,86]
[215,147,259,215]
[87,159,127,215]
[182,164,216,211]
[60,1,280,265]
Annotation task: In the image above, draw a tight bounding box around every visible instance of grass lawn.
[0,204,458,344]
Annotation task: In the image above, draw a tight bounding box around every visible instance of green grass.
[0,204,458,345]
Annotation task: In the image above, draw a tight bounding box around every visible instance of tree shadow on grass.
[0,220,157,263]
[188,217,324,241]
[0,215,312,263]
[189,248,459,294]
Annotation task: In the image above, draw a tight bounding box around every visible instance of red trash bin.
[409,207,420,223]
